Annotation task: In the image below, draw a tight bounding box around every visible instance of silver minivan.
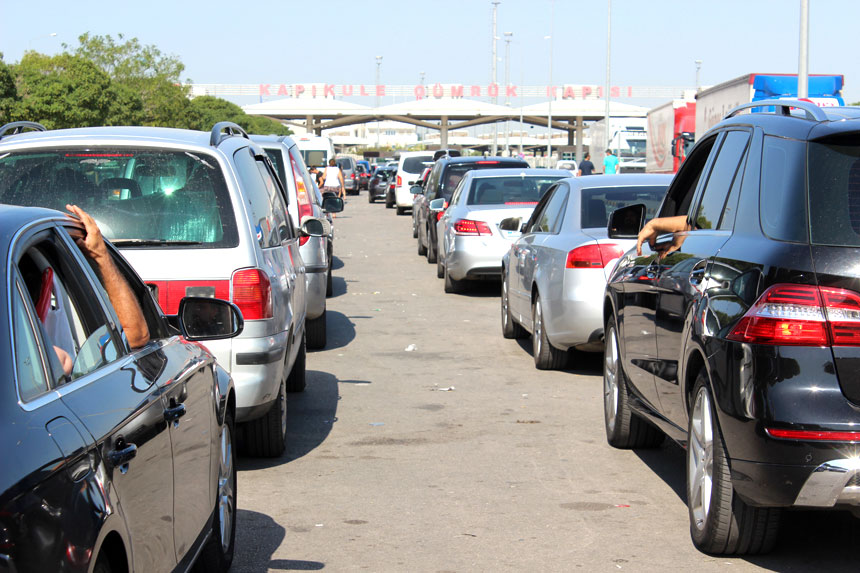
[253,135,342,349]
[0,122,330,457]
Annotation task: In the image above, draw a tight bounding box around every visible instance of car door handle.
[164,401,187,424]
[108,440,138,468]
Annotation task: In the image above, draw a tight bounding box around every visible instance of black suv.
[417,156,528,265]
[603,101,860,554]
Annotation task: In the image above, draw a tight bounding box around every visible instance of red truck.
[645,98,696,174]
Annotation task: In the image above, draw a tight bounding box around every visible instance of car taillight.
[766,428,860,442]
[505,201,538,206]
[397,175,402,187]
[389,183,395,190]
[565,244,625,268]
[351,173,356,179]
[453,219,492,236]
[476,161,499,164]
[290,155,315,246]
[727,284,860,347]
[146,280,230,315]
[232,268,273,320]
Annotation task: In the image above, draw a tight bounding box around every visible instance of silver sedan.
[436,169,572,293]
[501,174,672,370]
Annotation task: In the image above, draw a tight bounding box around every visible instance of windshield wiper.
[110,239,203,247]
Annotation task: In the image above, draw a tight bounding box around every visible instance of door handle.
[164,401,187,424]
[108,439,137,470]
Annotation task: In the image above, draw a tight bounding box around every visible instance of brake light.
[146,280,230,315]
[397,175,402,187]
[64,153,134,158]
[476,161,499,164]
[389,183,395,190]
[453,219,492,236]
[290,155,314,246]
[766,428,860,442]
[351,173,356,179]
[566,244,625,268]
[232,269,273,320]
[505,201,538,206]
[727,284,860,346]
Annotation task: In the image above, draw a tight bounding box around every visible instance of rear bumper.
[544,269,607,351]
[446,237,511,280]
[731,457,860,509]
[395,186,414,208]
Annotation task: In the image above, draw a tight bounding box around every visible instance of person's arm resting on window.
[66,204,151,348]
[636,215,690,256]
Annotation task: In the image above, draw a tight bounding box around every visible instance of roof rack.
[0,121,48,139]
[210,122,250,147]
[724,99,829,122]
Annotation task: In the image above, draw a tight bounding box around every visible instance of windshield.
[580,186,667,228]
[402,156,433,174]
[467,176,564,206]
[809,139,860,246]
[301,150,327,168]
[0,149,238,247]
[441,161,529,200]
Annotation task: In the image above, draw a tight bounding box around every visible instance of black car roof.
[711,103,860,142]
[0,205,70,253]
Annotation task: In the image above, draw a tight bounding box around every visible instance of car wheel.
[242,376,287,457]
[93,552,115,573]
[306,310,327,350]
[326,265,333,297]
[436,257,444,279]
[417,233,427,256]
[286,332,307,393]
[385,195,393,208]
[396,206,405,215]
[412,218,418,238]
[501,271,526,339]
[603,317,662,448]
[195,410,237,572]
[687,370,781,554]
[444,262,465,293]
[427,237,437,264]
[368,193,374,203]
[532,294,567,370]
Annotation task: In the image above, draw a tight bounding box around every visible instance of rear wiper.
[110,239,203,247]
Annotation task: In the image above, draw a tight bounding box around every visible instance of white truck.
[694,73,845,140]
[587,118,647,173]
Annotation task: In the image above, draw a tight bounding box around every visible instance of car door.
[17,226,178,572]
[653,129,751,428]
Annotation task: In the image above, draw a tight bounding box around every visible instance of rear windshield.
[467,176,564,205]
[441,161,529,200]
[301,150,327,168]
[264,148,287,188]
[809,139,860,246]
[402,155,434,174]
[580,186,667,228]
[0,149,238,248]
[336,158,352,170]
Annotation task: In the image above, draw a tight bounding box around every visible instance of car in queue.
[436,168,572,293]
[417,156,530,264]
[355,163,370,190]
[0,121,330,458]
[501,174,670,369]
[0,203,242,572]
[368,166,396,203]
[253,135,344,348]
[336,156,359,195]
[411,166,433,238]
[602,101,860,554]
[390,151,435,214]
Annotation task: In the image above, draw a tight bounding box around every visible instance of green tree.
[187,95,290,135]
[0,54,19,121]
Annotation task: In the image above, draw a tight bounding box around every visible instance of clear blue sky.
[1,0,858,104]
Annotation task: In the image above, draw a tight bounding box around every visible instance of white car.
[390,151,434,215]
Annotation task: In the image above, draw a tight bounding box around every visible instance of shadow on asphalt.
[329,276,348,297]
[233,509,325,571]
[238,369,339,470]
[455,279,502,298]
[318,311,355,351]
[331,255,344,271]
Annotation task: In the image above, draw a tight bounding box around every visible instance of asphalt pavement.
[233,194,859,572]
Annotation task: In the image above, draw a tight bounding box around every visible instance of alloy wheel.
[217,422,235,552]
[501,277,510,330]
[279,379,287,439]
[533,300,543,356]
[689,387,715,532]
[603,326,619,433]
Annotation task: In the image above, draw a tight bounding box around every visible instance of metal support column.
[575,116,584,163]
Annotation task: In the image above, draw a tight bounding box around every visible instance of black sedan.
[603,101,860,555]
[1,205,242,572]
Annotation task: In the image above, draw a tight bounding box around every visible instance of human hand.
[635,221,658,256]
[66,204,109,263]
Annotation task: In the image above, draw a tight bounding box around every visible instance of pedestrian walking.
[321,158,345,217]
[578,153,595,176]
[603,149,619,175]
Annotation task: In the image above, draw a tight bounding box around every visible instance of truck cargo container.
[646,98,696,174]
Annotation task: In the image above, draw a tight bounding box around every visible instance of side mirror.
[607,203,646,239]
[300,217,330,237]
[177,297,244,341]
[322,195,344,213]
[429,198,446,211]
[499,217,521,232]
[410,185,423,195]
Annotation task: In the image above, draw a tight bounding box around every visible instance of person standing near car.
[322,158,345,199]
[604,149,619,175]
[578,153,595,176]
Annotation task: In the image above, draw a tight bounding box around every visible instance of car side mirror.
[499,217,521,232]
[322,195,344,213]
[410,185,423,195]
[429,198,446,211]
[300,217,330,237]
[177,297,244,341]
[607,203,646,239]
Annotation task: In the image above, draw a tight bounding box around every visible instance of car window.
[450,177,468,205]
[264,148,288,188]
[402,156,433,174]
[425,163,443,200]
[806,139,860,246]
[11,279,52,401]
[760,136,807,243]
[0,148,238,248]
[581,186,667,229]
[658,134,719,219]
[467,176,563,206]
[16,232,122,383]
[694,130,751,230]
[234,148,290,248]
[531,184,569,233]
[289,147,319,207]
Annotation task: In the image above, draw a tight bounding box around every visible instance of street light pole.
[604,0,611,166]
[504,32,513,156]
[546,0,555,166]
[491,1,500,156]
[798,0,809,99]
[375,55,383,148]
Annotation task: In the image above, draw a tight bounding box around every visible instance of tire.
[286,332,307,393]
[195,411,237,572]
[427,236,437,264]
[687,371,781,555]
[444,263,465,293]
[436,258,444,279]
[501,271,526,339]
[385,194,393,208]
[417,233,427,256]
[603,317,663,448]
[306,310,327,349]
[368,193,374,203]
[326,265,333,297]
[241,377,287,457]
[93,552,114,573]
[396,206,405,215]
[413,219,418,238]
[532,294,568,370]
